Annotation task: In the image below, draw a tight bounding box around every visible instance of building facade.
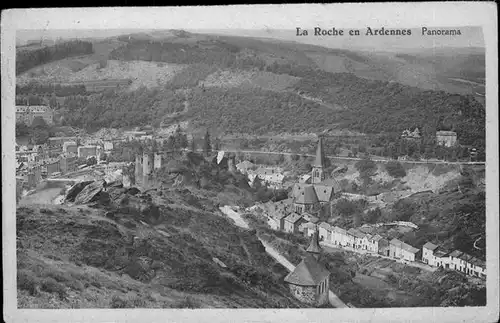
[16,105,54,126]
[436,131,458,147]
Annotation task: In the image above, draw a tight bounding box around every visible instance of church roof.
[284,254,330,286]
[319,178,342,192]
[306,231,322,254]
[314,185,334,202]
[313,136,325,168]
[294,185,319,204]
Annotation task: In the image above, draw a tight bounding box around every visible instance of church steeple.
[311,136,325,184]
[306,230,322,260]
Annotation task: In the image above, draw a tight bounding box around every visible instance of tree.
[32,128,49,144]
[385,161,406,178]
[203,130,212,156]
[86,156,97,166]
[16,122,30,137]
[31,116,48,129]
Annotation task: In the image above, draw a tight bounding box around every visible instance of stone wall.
[288,284,316,305]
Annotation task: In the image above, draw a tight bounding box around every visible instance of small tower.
[135,154,143,185]
[284,229,330,306]
[311,136,326,184]
[306,230,322,260]
[154,152,162,170]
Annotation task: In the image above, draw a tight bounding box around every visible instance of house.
[78,145,98,158]
[400,243,420,262]
[264,201,290,231]
[16,105,54,126]
[457,253,474,275]
[63,141,78,154]
[448,250,465,271]
[434,248,450,268]
[389,238,404,259]
[469,257,486,278]
[302,212,319,225]
[318,222,332,242]
[47,136,78,147]
[436,131,458,147]
[377,236,390,256]
[348,228,365,249]
[284,232,330,307]
[267,211,288,231]
[301,222,317,236]
[422,242,439,265]
[103,141,114,151]
[389,239,419,261]
[283,213,306,234]
[235,160,255,174]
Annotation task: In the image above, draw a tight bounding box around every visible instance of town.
[12,21,488,311]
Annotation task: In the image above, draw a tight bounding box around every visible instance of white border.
[2,3,499,323]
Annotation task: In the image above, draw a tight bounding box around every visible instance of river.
[219,205,349,308]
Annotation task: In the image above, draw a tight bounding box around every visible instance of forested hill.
[16,31,485,152]
[16,40,94,75]
[56,69,485,149]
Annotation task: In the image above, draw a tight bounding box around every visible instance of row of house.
[422,242,486,278]
[260,198,485,278]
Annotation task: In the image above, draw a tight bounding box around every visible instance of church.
[292,136,341,215]
[284,231,330,306]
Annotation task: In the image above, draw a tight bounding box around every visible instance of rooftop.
[448,250,463,258]
[284,254,330,286]
[423,242,439,251]
[284,213,303,224]
[306,231,322,254]
[348,228,365,239]
[294,185,319,205]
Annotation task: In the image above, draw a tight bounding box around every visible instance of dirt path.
[219,205,349,308]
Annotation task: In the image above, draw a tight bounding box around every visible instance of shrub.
[385,161,406,178]
[110,294,130,308]
[66,280,85,291]
[40,277,68,299]
[176,296,201,309]
[45,270,72,283]
[17,270,39,295]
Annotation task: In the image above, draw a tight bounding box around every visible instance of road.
[219,205,349,308]
[320,242,437,273]
[209,149,485,166]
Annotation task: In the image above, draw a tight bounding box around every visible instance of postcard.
[2,3,498,323]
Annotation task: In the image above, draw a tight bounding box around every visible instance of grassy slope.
[17,155,308,309]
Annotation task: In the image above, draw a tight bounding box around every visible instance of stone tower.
[135,154,143,185]
[311,136,326,184]
[154,153,162,170]
[142,152,153,188]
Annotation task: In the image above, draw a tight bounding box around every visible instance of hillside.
[17,60,186,90]
[16,154,309,308]
[16,30,485,154]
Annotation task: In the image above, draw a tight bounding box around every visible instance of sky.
[10,3,494,51]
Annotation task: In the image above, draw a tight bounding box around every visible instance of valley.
[13,28,487,309]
